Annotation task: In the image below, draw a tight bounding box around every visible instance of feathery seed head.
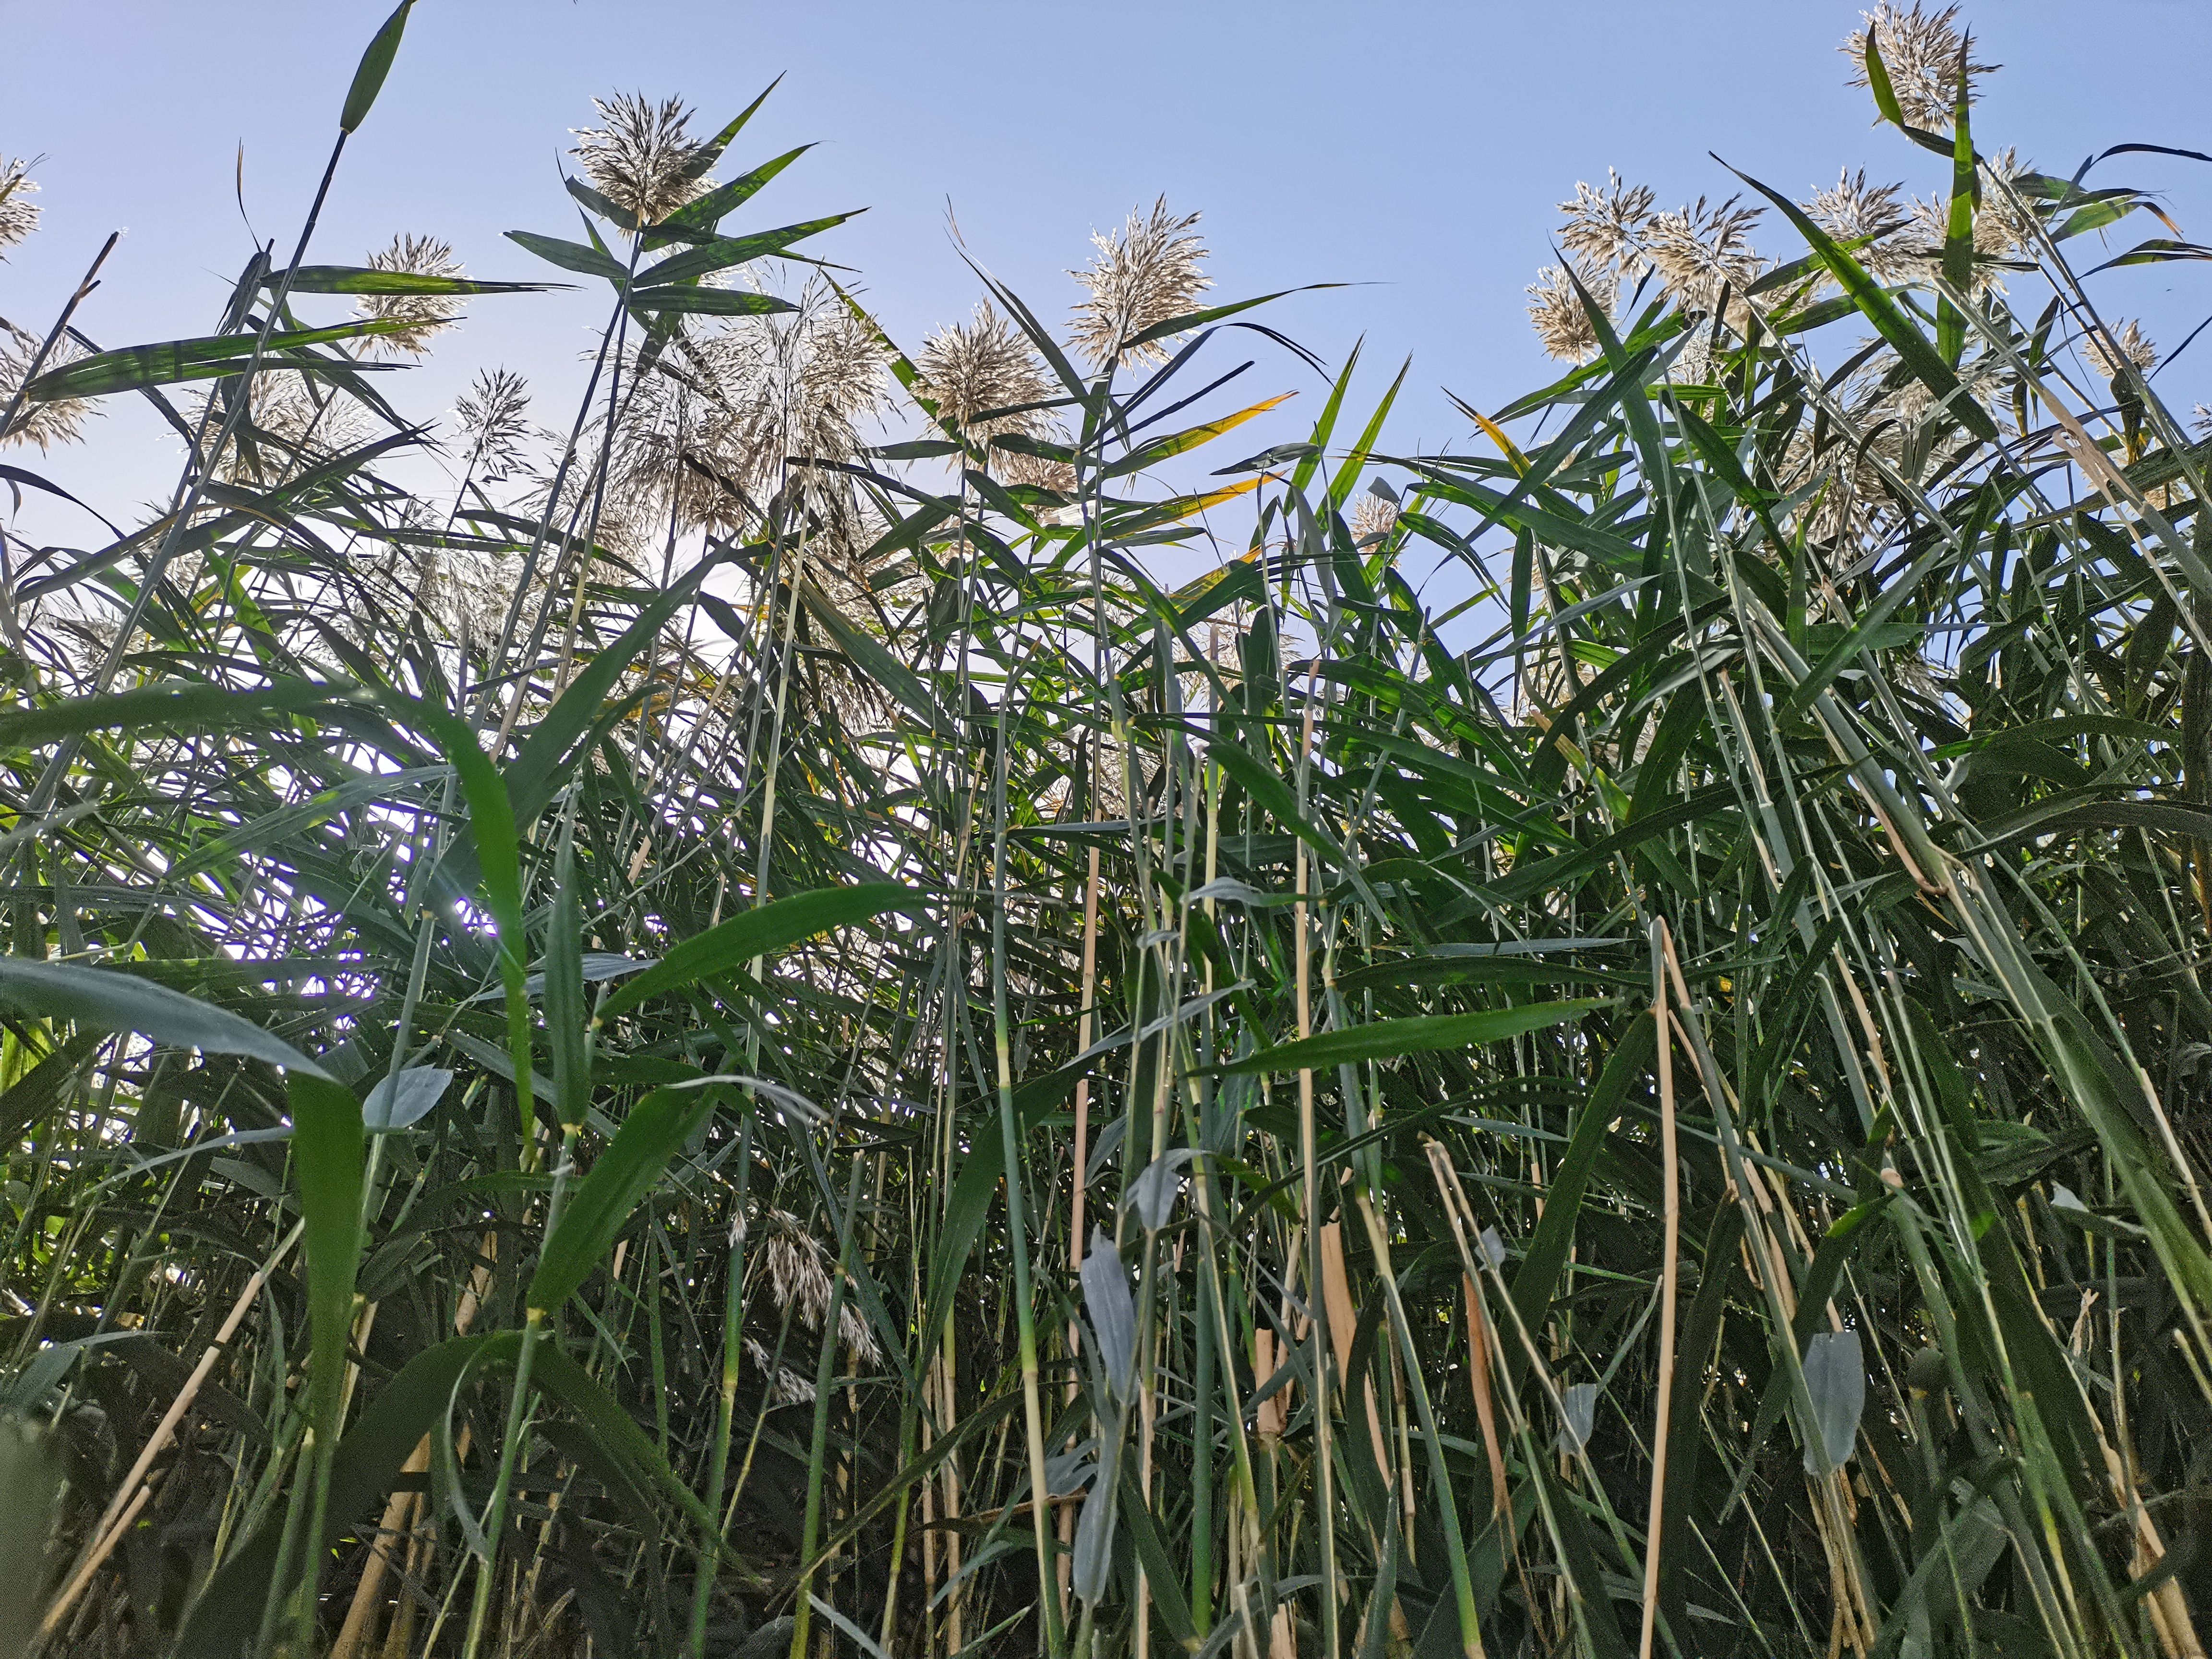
[916,301,1057,440]
[1526,260,1617,363]
[605,281,886,549]
[0,156,40,257]
[753,1210,880,1366]
[1644,195,1765,319]
[1844,4,1997,130]
[0,323,96,452]
[356,233,465,358]
[1901,149,2036,298]
[1351,482,1400,545]
[190,370,367,485]
[1558,170,1657,279]
[1804,170,1915,281]
[742,1339,818,1405]
[454,367,534,482]
[2083,318,2156,380]
[1069,198,1212,370]
[759,1213,833,1330]
[571,93,715,227]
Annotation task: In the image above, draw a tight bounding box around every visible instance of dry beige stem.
[40,1222,303,1640]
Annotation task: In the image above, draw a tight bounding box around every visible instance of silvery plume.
[355,232,465,358]
[571,92,716,228]
[1558,170,1656,280]
[189,369,367,486]
[454,367,534,484]
[742,1338,818,1406]
[0,322,96,452]
[917,301,1056,438]
[2082,318,2156,381]
[1526,259,1617,364]
[1843,3,1997,131]
[1351,481,1400,547]
[1903,150,2037,297]
[1069,198,1213,371]
[914,300,1072,489]
[1804,169,1915,283]
[756,1209,880,1364]
[607,277,887,557]
[1643,194,1766,322]
[0,155,39,257]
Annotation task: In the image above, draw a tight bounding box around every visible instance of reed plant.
[2,5,2210,1657]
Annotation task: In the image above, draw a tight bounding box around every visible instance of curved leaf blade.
[0,957,331,1079]
[594,883,926,1023]
[1214,999,1608,1076]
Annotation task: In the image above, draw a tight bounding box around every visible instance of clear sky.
[8,0,2212,551]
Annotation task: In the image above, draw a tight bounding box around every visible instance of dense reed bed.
[3,5,2210,1657]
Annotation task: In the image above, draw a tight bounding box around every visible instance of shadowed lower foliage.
[3,5,2212,1659]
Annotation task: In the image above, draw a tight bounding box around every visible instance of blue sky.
[8,0,2212,553]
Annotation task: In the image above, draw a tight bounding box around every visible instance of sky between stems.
[7,0,2212,571]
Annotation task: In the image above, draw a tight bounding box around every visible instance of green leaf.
[0,957,331,1079]
[338,0,415,132]
[1801,1329,1865,1471]
[564,176,641,235]
[639,213,857,288]
[1724,164,1998,445]
[1118,286,1339,358]
[1508,1012,1656,1344]
[623,287,798,318]
[797,580,945,728]
[505,231,628,284]
[362,1066,450,1133]
[1214,999,1608,1076]
[1862,26,1906,128]
[0,677,350,749]
[531,1343,718,1533]
[275,267,562,297]
[174,1330,712,1659]
[546,818,588,1131]
[0,1032,104,1143]
[526,1082,722,1314]
[649,143,814,246]
[288,1070,365,1440]
[1939,42,1977,366]
[22,322,410,403]
[595,883,927,1023]
[389,699,524,974]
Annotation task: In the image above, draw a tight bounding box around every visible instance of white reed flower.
[0,323,96,452]
[188,370,367,485]
[1893,149,2032,301]
[1843,3,1997,131]
[1351,481,1400,545]
[0,156,39,257]
[2083,318,2156,381]
[1666,326,1719,387]
[1960,148,2038,266]
[917,301,1054,433]
[1644,195,1766,319]
[356,233,465,358]
[1069,198,1213,370]
[454,367,534,483]
[606,278,887,553]
[1804,170,1915,281]
[753,1209,880,1366]
[742,1338,819,1405]
[1558,170,1657,279]
[571,93,715,227]
[1526,260,1616,363]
